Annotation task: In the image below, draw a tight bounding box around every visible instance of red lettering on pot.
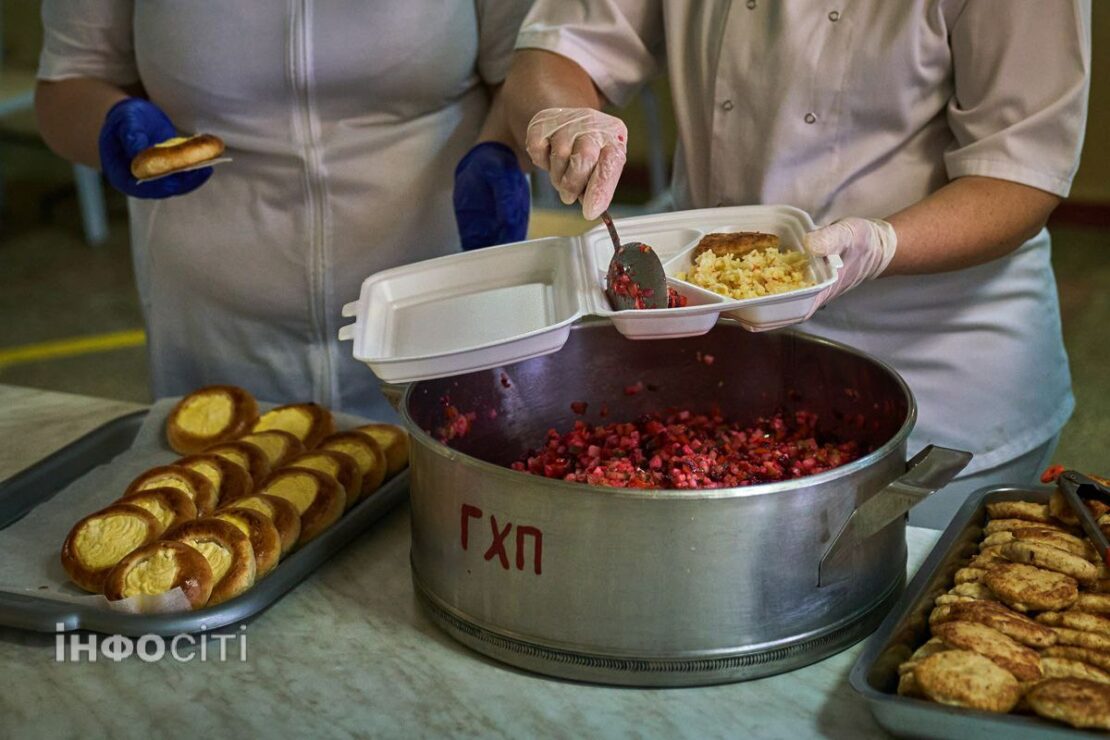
[484,515,512,569]
[460,504,482,549]
[516,526,543,575]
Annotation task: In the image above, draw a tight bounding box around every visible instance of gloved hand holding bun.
[98,98,213,199]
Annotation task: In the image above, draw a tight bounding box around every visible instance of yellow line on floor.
[0,329,146,368]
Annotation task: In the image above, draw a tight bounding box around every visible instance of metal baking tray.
[0,409,409,636]
[849,485,1093,738]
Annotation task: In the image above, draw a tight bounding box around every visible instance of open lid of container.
[339,205,840,383]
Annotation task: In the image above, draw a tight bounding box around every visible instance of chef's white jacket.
[518,0,1090,474]
[39,0,532,420]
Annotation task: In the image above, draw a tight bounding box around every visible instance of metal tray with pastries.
[850,484,1110,737]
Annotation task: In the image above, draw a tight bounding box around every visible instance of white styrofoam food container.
[339,205,840,383]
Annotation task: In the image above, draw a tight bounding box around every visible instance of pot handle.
[818,445,972,586]
[379,382,409,412]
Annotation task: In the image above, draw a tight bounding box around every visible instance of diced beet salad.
[510,409,861,489]
[606,268,688,309]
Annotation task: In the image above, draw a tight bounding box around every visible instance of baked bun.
[214,508,281,578]
[252,403,334,449]
[61,504,162,593]
[320,432,387,501]
[117,486,198,535]
[124,464,218,516]
[283,450,363,510]
[130,134,225,180]
[353,424,410,478]
[692,232,780,260]
[221,494,301,558]
[204,441,271,487]
[165,384,257,455]
[259,468,345,545]
[174,453,253,507]
[237,430,305,468]
[104,540,214,609]
[166,518,256,606]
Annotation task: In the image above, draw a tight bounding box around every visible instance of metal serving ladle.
[599,210,669,311]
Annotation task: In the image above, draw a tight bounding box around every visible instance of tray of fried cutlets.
[0,385,409,635]
[850,481,1110,737]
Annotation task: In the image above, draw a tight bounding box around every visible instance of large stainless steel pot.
[399,321,970,686]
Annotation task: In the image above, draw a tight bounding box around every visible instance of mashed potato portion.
[677,247,814,299]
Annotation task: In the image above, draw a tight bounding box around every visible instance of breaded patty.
[1001,541,1098,583]
[1027,678,1110,730]
[1012,526,1097,561]
[691,231,780,259]
[931,600,1056,649]
[914,650,1021,713]
[1042,656,1110,684]
[986,501,1053,524]
[933,620,1042,681]
[983,562,1079,612]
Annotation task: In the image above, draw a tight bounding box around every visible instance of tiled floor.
[0,171,1106,473]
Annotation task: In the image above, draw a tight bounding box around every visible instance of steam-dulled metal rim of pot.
[400,322,918,502]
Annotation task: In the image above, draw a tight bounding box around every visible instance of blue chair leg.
[73,164,109,246]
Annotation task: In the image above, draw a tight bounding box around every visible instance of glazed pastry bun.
[124,464,218,516]
[252,403,334,450]
[104,540,214,609]
[167,519,256,606]
[116,486,198,536]
[237,430,305,469]
[353,424,410,478]
[61,504,162,593]
[130,134,225,180]
[320,432,387,501]
[283,450,363,511]
[214,507,281,578]
[222,494,301,558]
[165,384,258,455]
[259,468,345,545]
[204,441,272,487]
[175,453,253,507]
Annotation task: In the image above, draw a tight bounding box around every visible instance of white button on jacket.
[517,0,1090,476]
[39,0,532,420]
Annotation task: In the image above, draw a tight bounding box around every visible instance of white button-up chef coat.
[39,0,532,420]
[518,0,1090,475]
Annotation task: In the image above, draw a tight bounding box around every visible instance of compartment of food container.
[341,238,586,383]
[579,221,729,340]
[662,209,841,329]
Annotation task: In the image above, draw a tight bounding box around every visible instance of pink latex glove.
[525,108,628,220]
[735,217,897,332]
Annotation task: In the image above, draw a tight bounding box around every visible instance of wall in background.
[1070,2,1110,203]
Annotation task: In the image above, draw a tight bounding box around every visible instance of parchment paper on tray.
[0,397,374,615]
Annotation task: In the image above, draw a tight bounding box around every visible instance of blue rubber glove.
[98,98,212,199]
[453,142,530,250]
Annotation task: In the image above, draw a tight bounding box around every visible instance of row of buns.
[60,385,409,610]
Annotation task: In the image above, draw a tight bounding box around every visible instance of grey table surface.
[0,383,940,739]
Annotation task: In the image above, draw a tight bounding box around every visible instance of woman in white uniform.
[34,0,533,421]
[480,0,1090,526]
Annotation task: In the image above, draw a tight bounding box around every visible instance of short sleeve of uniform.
[38,0,138,85]
[475,0,535,85]
[514,0,662,107]
[944,0,1090,197]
